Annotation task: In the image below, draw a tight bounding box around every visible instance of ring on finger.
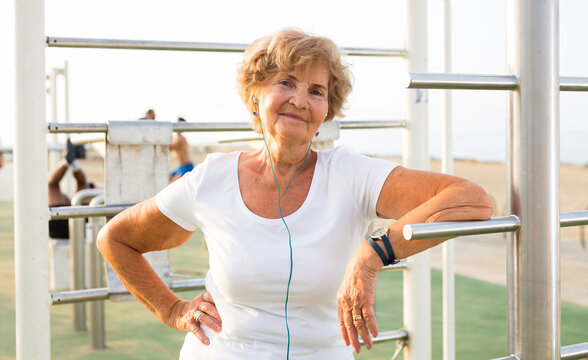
[194,310,205,323]
[352,314,363,322]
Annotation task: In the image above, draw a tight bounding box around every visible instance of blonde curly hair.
[237,29,352,131]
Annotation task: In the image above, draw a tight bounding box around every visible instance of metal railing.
[46,36,407,58]
[47,120,407,134]
[405,72,588,92]
[403,211,588,241]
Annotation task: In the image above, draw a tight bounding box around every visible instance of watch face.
[371,228,387,239]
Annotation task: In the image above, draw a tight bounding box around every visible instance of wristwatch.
[368,228,399,266]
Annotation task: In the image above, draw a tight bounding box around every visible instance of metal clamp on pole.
[404,72,520,90]
[403,215,521,241]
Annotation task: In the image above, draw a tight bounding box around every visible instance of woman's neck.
[260,139,314,177]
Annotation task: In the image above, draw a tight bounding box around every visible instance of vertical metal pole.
[70,217,87,331]
[402,0,431,358]
[64,62,70,125]
[14,0,50,358]
[441,2,455,360]
[507,0,560,358]
[49,69,60,172]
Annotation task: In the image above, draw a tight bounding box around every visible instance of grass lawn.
[1,200,587,359]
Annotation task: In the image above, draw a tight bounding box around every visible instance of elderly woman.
[97,29,493,359]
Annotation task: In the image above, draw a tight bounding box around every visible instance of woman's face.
[255,63,329,145]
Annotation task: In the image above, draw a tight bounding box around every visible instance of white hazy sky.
[1,0,587,163]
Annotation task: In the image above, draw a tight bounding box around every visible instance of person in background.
[97,29,493,359]
[169,117,195,182]
[48,140,93,239]
[140,109,156,120]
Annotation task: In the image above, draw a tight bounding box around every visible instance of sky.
[1,0,587,164]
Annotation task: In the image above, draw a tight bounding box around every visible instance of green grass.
[1,200,587,359]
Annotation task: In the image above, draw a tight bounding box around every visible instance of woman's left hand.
[337,241,382,354]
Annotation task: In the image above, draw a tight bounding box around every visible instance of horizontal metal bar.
[405,72,520,90]
[379,260,408,272]
[490,356,520,360]
[364,329,409,345]
[403,216,521,241]
[50,204,133,219]
[406,73,588,92]
[173,122,254,132]
[339,120,407,129]
[48,122,108,133]
[405,211,588,240]
[52,278,206,305]
[46,37,406,57]
[48,120,406,134]
[51,259,404,305]
[560,210,588,227]
[561,342,588,360]
[560,77,588,92]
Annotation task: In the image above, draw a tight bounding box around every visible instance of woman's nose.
[289,88,309,109]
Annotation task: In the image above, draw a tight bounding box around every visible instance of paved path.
[430,234,588,308]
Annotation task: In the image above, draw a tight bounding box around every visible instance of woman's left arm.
[337,166,493,353]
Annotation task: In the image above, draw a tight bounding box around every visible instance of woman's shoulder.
[319,145,369,165]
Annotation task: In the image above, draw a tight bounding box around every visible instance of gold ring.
[194,310,204,323]
[352,314,363,322]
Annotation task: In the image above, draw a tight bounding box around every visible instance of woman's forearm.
[97,227,182,328]
[387,181,493,259]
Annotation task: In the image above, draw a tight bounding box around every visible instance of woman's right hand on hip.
[168,292,222,346]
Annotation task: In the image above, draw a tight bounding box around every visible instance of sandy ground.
[2,148,587,306]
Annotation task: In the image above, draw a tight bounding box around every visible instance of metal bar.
[172,121,254,132]
[87,196,106,349]
[490,356,520,360]
[561,342,588,360]
[48,120,407,134]
[560,77,588,91]
[405,72,519,90]
[14,0,51,358]
[560,210,588,227]
[50,204,132,219]
[379,260,408,272]
[48,122,107,133]
[46,36,406,57]
[403,216,521,241]
[68,190,103,332]
[339,120,407,129]
[362,330,409,345]
[402,0,431,359]
[507,0,560,358]
[441,3,455,360]
[406,73,587,92]
[52,278,206,305]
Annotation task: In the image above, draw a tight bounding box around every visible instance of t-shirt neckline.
[234,151,321,225]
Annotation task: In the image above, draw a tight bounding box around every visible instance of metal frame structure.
[13,0,588,359]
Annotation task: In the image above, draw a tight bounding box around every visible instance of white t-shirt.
[155,146,398,359]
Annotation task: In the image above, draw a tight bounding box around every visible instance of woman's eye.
[279,80,292,87]
[311,89,324,97]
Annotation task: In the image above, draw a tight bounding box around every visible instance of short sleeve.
[329,146,398,219]
[155,163,202,231]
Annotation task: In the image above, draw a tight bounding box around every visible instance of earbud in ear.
[315,132,319,137]
[253,112,258,118]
